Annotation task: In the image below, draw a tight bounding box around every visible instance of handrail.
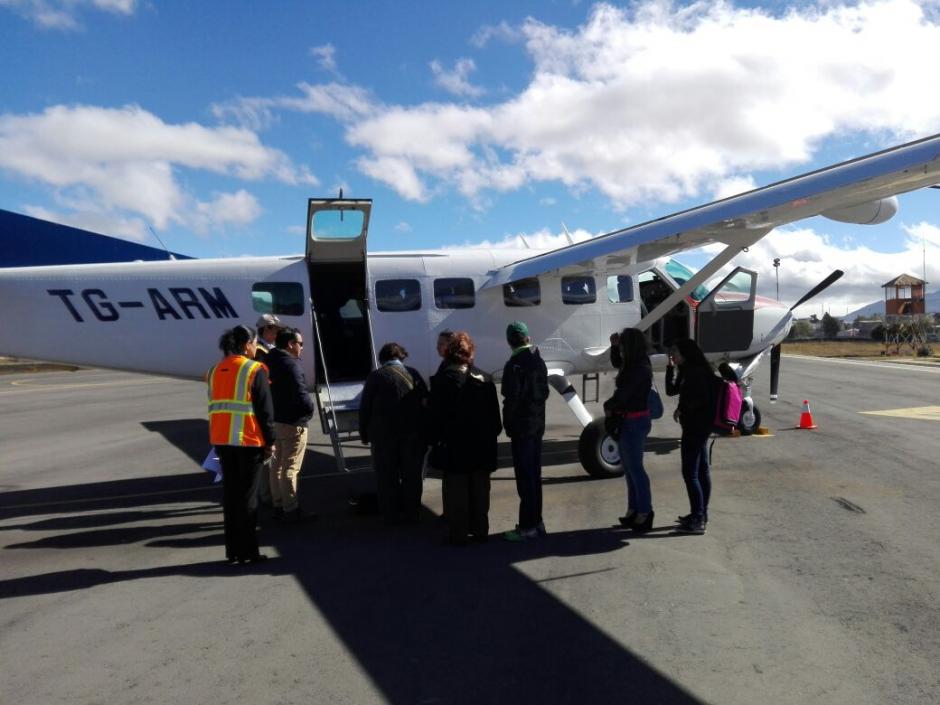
[311,304,347,473]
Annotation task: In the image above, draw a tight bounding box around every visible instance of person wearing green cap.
[501,320,549,541]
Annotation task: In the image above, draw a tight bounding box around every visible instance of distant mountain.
[843,289,940,320]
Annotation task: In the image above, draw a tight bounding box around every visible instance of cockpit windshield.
[664,260,709,301]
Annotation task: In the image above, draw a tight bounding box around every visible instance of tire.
[738,402,761,436]
[577,418,625,478]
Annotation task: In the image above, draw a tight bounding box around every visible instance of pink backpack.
[713,379,743,435]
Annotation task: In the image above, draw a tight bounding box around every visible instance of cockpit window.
[664,260,709,301]
[503,277,541,307]
[561,276,596,305]
[434,278,475,309]
[375,279,421,312]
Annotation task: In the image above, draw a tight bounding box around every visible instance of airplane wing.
[0,209,191,267]
[481,132,940,289]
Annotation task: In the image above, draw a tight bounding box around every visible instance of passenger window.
[251,282,305,316]
[503,277,540,307]
[561,276,596,305]
[433,278,475,309]
[376,279,421,312]
[607,275,634,304]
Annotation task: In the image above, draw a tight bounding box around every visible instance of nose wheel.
[738,401,762,435]
[577,418,625,478]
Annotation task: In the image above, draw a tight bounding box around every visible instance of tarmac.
[2,356,940,705]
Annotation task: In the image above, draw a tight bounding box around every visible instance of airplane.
[2,132,940,478]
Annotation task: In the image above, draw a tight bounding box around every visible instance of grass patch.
[782,339,938,358]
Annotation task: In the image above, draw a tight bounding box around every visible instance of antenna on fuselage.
[147,225,176,261]
[562,222,574,246]
[519,234,531,249]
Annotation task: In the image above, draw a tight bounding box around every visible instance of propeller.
[769,269,844,402]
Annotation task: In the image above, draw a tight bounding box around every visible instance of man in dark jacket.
[359,342,428,524]
[501,321,549,541]
[265,327,316,523]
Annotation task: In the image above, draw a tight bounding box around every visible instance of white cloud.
[448,225,598,250]
[539,196,557,206]
[470,20,522,48]
[0,104,314,229]
[430,58,485,98]
[247,0,940,207]
[191,190,263,234]
[394,221,412,233]
[699,222,940,313]
[0,0,136,29]
[310,43,340,76]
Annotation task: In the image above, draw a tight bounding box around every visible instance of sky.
[2,0,940,317]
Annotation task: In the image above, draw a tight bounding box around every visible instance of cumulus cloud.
[699,223,940,313]
[244,0,940,208]
[430,58,485,98]
[0,104,315,230]
[310,43,340,77]
[191,190,263,234]
[0,0,136,29]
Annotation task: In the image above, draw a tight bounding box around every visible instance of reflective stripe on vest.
[207,355,266,447]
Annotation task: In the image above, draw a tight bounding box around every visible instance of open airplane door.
[696,267,757,353]
[305,198,375,471]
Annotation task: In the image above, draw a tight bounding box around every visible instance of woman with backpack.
[665,339,715,535]
[429,332,503,545]
[604,328,654,533]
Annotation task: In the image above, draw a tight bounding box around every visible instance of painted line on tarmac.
[0,377,171,396]
[859,405,940,421]
[787,356,940,374]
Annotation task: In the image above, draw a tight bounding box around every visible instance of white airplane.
[2,133,940,477]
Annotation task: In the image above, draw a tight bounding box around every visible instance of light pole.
[773,258,780,300]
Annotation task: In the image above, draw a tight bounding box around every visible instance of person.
[435,329,454,374]
[254,313,281,365]
[665,338,715,535]
[500,321,549,541]
[429,332,502,545]
[265,326,316,523]
[603,328,654,532]
[207,325,276,564]
[359,342,428,524]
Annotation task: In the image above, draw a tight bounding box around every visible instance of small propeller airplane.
[2,133,940,477]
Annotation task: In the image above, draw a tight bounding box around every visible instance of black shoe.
[631,510,654,533]
[618,511,637,527]
[677,513,707,529]
[243,553,269,563]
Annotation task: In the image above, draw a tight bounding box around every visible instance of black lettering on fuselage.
[198,287,238,318]
[81,289,119,321]
[48,289,83,322]
[169,287,210,319]
[148,288,182,320]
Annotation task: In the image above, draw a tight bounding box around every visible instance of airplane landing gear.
[738,399,761,435]
[577,418,625,478]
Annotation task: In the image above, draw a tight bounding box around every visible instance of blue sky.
[2,0,940,315]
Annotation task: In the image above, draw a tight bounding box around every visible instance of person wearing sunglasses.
[265,326,316,523]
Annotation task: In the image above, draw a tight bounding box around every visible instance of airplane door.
[695,267,757,353]
[305,198,375,385]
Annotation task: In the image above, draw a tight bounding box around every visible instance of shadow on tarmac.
[0,419,704,705]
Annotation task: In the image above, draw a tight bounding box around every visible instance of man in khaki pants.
[265,327,316,523]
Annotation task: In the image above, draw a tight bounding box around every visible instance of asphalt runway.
[1,357,939,705]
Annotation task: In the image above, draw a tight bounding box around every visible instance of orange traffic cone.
[797,400,817,430]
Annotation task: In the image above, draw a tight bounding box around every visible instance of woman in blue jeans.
[665,339,715,535]
[604,328,654,532]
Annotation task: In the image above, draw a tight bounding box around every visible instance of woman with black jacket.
[604,328,654,532]
[665,339,715,535]
[429,332,502,545]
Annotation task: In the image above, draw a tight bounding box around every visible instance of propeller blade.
[790,270,844,311]
[769,343,781,402]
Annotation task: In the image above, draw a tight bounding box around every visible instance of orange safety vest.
[207,354,267,447]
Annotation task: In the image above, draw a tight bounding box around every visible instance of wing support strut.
[634,231,770,334]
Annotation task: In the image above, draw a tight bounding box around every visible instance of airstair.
[305,197,376,473]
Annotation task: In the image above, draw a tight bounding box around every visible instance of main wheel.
[577,418,625,478]
[738,402,762,435]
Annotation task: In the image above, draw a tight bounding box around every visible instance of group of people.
[606,330,716,536]
[359,322,549,546]
[207,313,722,564]
[206,314,315,565]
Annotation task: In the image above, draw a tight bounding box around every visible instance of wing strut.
[634,231,770,333]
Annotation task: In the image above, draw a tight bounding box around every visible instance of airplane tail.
[0,209,191,267]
